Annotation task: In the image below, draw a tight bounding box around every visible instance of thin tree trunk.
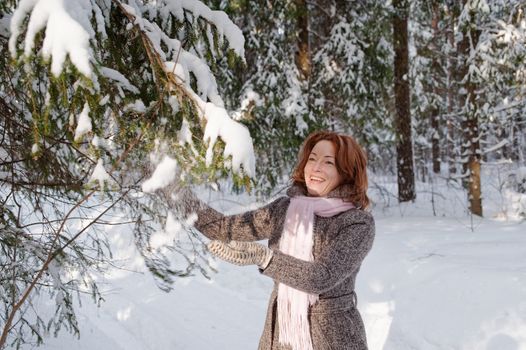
[457,2,482,216]
[463,99,483,216]
[393,0,415,202]
[446,6,457,176]
[431,1,441,174]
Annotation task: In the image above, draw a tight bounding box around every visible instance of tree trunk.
[446,6,457,176]
[393,0,415,202]
[463,99,483,216]
[457,2,483,216]
[294,0,311,81]
[430,1,441,174]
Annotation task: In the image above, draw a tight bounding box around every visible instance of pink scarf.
[277,196,355,350]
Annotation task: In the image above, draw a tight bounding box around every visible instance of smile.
[310,176,325,183]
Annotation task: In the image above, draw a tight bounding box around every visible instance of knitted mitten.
[207,240,273,269]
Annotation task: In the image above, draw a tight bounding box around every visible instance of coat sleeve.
[193,196,287,242]
[261,211,375,294]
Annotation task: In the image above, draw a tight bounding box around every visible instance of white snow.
[483,139,509,154]
[31,143,40,155]
[91,135,101,148]
[20,174,526,350]
[177,118,193,146]
[242,89,263,108]
[159,0,245,59]
[74,103,92,141]
[99,94,110,106]
[168,95,180,113]
[149,212,183,250]
[363,216,526,350]
[163,51,224,107]
[0,13,11,37]
[203,102,256,177]
[160,68,255,178]
[91,135,113,152]
[99,67,140,94]
[164,61,188,83]
[116,4,227,107]
[141,156,178,193]
[124,99,146,113]
[88,158,112,190]
[10,0,94,77]
[231,89,262,121]
[8,0,39,53]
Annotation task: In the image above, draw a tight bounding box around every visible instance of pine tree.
[457,0,483,216]
[410,0,526,215]
[1,0,251,347]
[310,1,394,172]
[411,0,449,179]
[443,0,526,216]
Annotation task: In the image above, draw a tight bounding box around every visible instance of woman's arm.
[191,195,288,242]
[261,211,374,294]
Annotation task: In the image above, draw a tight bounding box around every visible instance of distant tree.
[310,1,394,172]
[429,1,442,175]
[393,0,416,202]
[410,0,526,215]
[412,0,448,177]
[456,0,483,216]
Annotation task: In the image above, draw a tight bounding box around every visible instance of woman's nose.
[312,161,323,172]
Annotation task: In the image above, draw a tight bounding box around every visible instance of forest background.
[1,0,525,349]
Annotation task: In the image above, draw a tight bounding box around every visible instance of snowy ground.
[20,170,526,350]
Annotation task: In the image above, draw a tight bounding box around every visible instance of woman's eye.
[308,157,316,161]
[326,161,334,165]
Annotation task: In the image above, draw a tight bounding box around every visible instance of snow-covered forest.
[1,0,525,349]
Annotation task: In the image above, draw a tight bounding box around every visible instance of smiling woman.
[303,140,343,196]
[181,130,375,350]
[292,131,369,209]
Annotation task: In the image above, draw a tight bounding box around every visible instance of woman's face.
[303,140,343,197]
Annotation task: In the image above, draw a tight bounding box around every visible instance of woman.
[185,130,375,350]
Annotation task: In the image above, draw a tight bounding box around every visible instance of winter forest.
[1,0,525,349]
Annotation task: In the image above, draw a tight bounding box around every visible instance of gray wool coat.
[193,184,375,350]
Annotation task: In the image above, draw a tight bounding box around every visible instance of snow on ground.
[21,170,526,350]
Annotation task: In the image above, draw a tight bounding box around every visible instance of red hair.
[291,131,370,209]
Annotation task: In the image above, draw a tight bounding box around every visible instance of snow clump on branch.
[9,0,255,182]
